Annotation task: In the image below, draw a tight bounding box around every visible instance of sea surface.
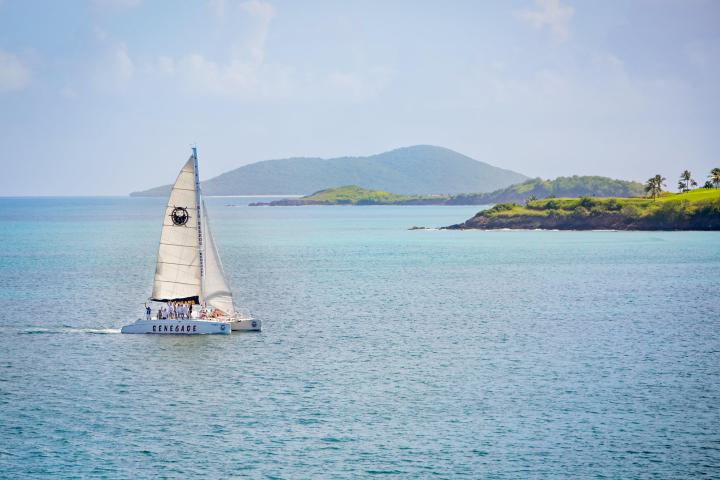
[1,197,719,479]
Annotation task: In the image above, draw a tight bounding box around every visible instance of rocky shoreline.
[443,211,720,231]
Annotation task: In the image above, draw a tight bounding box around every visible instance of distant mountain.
[130,145,528,196]
[446,176,646,205]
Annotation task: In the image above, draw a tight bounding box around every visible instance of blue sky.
[1,0,718,195]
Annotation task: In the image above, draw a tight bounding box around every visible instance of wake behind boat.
[121,147,261,335]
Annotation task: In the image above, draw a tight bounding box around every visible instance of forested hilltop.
[446,176,644,205]
[249,176,645,206]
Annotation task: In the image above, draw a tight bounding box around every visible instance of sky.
[1,0,718,195]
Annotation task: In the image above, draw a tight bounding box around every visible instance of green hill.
[300,185,429,204]
[446,188,720,230]
[447,176,645,205]
[250,176,646,206]
[130,145,527,196]
[249,185,442,206]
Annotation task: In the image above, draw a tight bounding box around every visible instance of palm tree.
[710,168,720,188]
[679,170,697,193]
[645,174,666,200]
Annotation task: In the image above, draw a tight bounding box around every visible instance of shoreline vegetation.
[248,176,645,207]
[444,189,720,231]
[445,168,720,231]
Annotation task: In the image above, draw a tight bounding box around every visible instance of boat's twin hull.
[230,318,262,331]
[121,319,230,335]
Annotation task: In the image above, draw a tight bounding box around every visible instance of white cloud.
[85,0,389,102]
[517,0,575,42]
[91,0,142,9]
[112,43,134,82]
[209,0,227,19]
[146,53,390,102]
[239,0,276,63]
[61,87,79,99]
[147,1,280,98]
[93,42,134,92]
[143,0,388,101]
[239,0,274,20]
[171,57,289,102]
[0,50,31,93]
[685,40,720,72]
[327,68,392,102]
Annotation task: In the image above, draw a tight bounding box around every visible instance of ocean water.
[1,196,719,478]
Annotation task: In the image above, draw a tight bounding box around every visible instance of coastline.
[443,190,720,231]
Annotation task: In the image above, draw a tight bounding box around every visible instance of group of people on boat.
[144,302,193,320]
[144,302,228,321]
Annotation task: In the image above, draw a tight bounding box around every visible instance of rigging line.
[157,260,200,267]
[154,279,201,286]
[159,241,197,248]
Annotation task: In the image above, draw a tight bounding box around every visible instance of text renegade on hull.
[121,147,261,335]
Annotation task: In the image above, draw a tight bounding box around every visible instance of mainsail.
[151,156,202,303]
[202,199,236,315]
[151,149,236,315]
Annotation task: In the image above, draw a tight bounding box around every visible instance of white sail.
[202,199,236,316]
[151,157,202,302]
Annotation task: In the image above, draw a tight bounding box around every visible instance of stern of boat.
[230,318,261,331]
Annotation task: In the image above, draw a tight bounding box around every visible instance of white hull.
[121,319,230,335]
[229,318,262,331]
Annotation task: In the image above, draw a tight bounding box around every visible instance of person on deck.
[145,305,151,320]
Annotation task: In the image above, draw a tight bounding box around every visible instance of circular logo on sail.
[170,207,190,226]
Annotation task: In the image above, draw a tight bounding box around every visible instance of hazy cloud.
[91,0,142,9]
[327,68,393,102]
[143,1,388,101]
[0,50,31,92]
[93,42,134,92]
[517,0,575,42]
[239,0,276,63]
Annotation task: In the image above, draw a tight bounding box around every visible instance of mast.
[192,146,205,304]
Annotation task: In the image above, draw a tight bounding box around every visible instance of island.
[249,176,645,206]
[249,185,447,206]
[443,188,720,231]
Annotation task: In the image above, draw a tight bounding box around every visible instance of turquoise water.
[1,197,719,478]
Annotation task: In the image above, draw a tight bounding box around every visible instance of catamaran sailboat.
[121,147,261,335]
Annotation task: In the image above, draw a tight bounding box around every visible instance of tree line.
[644,168,720,200]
